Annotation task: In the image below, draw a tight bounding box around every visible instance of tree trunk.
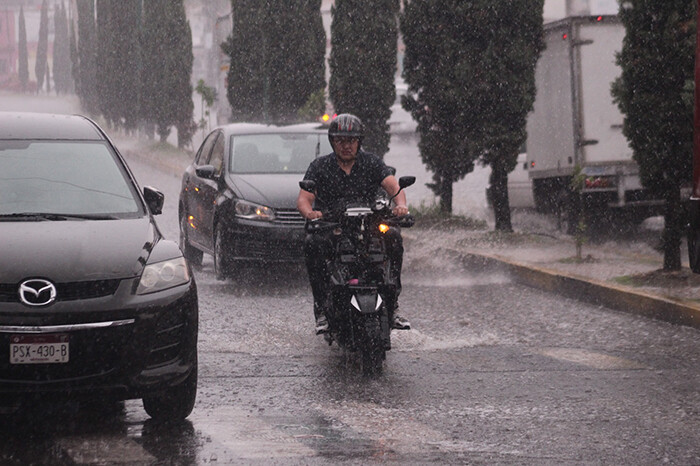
[439,176,453,214]
[157,123,170,143]
[491,161,513,232]
[662,186,682,271]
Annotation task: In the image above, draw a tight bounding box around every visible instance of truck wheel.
[143,359,197,422]
[179,214,203,266]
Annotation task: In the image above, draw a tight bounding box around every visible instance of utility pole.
[693,0,700,199]
[686,0,700,272]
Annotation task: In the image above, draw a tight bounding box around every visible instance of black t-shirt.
[303,150,392,213]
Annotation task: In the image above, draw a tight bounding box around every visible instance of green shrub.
[409,201,487,230]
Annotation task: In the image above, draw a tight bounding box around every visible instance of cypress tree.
[171,3,194,149]
[612,0,696,270]
[401,0,543,223]
[471,0,544,232]
[17,6,28,92]
[77,0,99,114]
[52,3,72,95]
[69,19,79,95]
[329,0,398,157]
[223,0,326,124]
[96,0,142,130]
[96,0,120,125]
[222,0,265,121]
[142,0,193,146]
[266,0,326,124]
[401,0,481,214]
[35,0,49,93]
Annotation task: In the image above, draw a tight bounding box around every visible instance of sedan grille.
[274,209,305,226]
[0,280,121,304]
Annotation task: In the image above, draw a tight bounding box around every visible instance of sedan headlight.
[235,199,275,221]
[137,257,190,295]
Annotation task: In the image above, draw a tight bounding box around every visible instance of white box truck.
[526,15,662,222]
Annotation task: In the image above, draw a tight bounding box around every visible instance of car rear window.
[0,140,142,217]
[229,133,332,174]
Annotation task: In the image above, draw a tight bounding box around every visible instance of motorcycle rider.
[297,113,411,334]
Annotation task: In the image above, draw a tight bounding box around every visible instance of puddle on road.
[536,348,647,370]
[403,240,512,288]
[392,328,503,352]
[403,271,511,288]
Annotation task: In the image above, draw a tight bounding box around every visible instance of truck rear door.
[576,19,632,166]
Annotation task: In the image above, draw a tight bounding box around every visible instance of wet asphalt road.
[2,156,700,465]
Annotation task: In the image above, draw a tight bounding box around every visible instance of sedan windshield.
[0,140,142,217]
[229,133,332,174]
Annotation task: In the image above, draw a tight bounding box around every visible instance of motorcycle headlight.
[137,257,190,295]
[235,200,275,221]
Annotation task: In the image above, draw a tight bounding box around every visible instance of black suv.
[0,112,198,421]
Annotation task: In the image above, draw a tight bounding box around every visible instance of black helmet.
[328,113,364,146]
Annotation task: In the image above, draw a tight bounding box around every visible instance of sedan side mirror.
[195,165,217,179]
[143,186,164,215]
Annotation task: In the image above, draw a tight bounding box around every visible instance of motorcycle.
[299,176,415,375]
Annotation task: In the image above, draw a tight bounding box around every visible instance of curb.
[448,248,700,330]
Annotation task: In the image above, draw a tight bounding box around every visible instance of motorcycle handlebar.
[388,214,415,228]
[304,218,339,233]
[305,213,415,233]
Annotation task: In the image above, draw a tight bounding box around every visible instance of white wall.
[544,0,619,22]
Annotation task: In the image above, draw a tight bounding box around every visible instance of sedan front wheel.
[214,223,235,280]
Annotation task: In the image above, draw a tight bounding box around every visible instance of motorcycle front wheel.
[360,314,385,376]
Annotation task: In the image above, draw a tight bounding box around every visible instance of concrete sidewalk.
[406,228,700,330]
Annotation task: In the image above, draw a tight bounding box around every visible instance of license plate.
[10,334,69,364]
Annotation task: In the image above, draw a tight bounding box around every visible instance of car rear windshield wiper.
[0,212,119,221]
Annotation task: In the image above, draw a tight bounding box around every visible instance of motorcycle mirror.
[398,176,416,189]
[388,175,415,205]
[299,180,316,192]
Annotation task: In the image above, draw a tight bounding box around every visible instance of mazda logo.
[18,279,57,306]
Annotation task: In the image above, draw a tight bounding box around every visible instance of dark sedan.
[0,112,198,421]
[179,123,332,279]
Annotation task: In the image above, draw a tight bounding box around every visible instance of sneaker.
[392,314,411,330]
[315,315,329,334]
